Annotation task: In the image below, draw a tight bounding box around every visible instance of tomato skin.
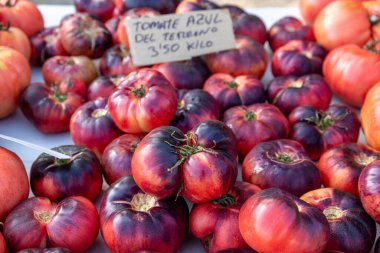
[42,55,98,86]
[267,74,332,116]
[203,74,266,112]
[171,89,220,133]
[99,176,189,253]
[102,134,143,185]
[99,44,139,76]
[190,182,261,252]
[0,234,5,253]
[0,46,31,118]
[60,13,112,59]
[105,16,120,45]
[204,36,268,78]
[20,81,85,134]
[132,120,238,203]
[268,16,315,52]
[299,0,335,25]
[376,238,380,253]
[223,103,289,159]
[70,97,122,156]
[88,75,127,101]
[0,147,29,222]
[239,188,330,253]
[318,143,380,196]
[30,27,69,66]
[0,25,30,59]
[314,1,371,50]
[323,44,380,107]
[361,82,380,150]
[176,0,219,13]
[3,196,99,253]
[289,104,361,160]
[154,58,210,90]
[301,188,376,253]
[242,139,321,197]
[0,0,44,37]
[108,69,177,133]
[359,161,380,223]
[271,40,327,77]
[74,0,115,22]
[116,0,178,14]
[30,145,103,202]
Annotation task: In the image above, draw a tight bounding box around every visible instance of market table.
[0,4,374,253]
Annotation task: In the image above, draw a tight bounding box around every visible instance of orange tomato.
[323,43,380,107]
[0,0,44,37]
[0,46,31,118]
[300,0,369,25]
[0,23,30,59]
[299,0,335,25]
[314,0,375,50]
[362,82,380,150]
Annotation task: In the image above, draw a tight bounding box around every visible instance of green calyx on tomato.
[131,86,146,98]
[213,194,235,207]
[165,132,218,172]
[0,23,10,32]
[364,40,380,54]
[244,110,257,121]
[274,153,293,163]
[225,81,238,89]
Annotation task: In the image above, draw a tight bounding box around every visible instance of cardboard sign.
[126,9,236,66]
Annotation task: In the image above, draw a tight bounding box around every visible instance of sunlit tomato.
[314,0,379,50]
[0,23,30,59]
[323,43,380,107]
[0,0,44,37]
[361,82,380,150]
[318,143,380,195]
[239,188,330,253]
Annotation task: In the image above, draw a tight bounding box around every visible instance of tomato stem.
[51,85,68,103]
[244,110,256,121]
[364,40,380,54]
[131,86,146,98]
[225,81,238,89]
[165,132,218,172]
[213,194,235,207]
[274,153,293,163]
[0,22,10,31]
[4,0,17,7]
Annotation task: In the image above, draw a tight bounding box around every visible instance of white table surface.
[0,5,374,253]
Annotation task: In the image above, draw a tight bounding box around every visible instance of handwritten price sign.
[126,9,236,66]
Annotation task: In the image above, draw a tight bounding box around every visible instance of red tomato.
[108,69,177,133]
[0,0,44,37]
[0,233,6,253]
[239,188,330,253]
[314,0,378,50]
[323,43,380,107]
[0,24,30,59]
[0,46,31,118]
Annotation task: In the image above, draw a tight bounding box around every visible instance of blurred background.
[33,0,298,7]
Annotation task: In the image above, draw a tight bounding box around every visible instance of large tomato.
[0,24,30,59]
[299,0,367,25]
[323,43,380,107]
[361,82,380,150]
[314,0,380,50]
[0,46,31,118]
[0,0,44,37]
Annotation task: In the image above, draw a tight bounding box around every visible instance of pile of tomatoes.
[1,0,380,252]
